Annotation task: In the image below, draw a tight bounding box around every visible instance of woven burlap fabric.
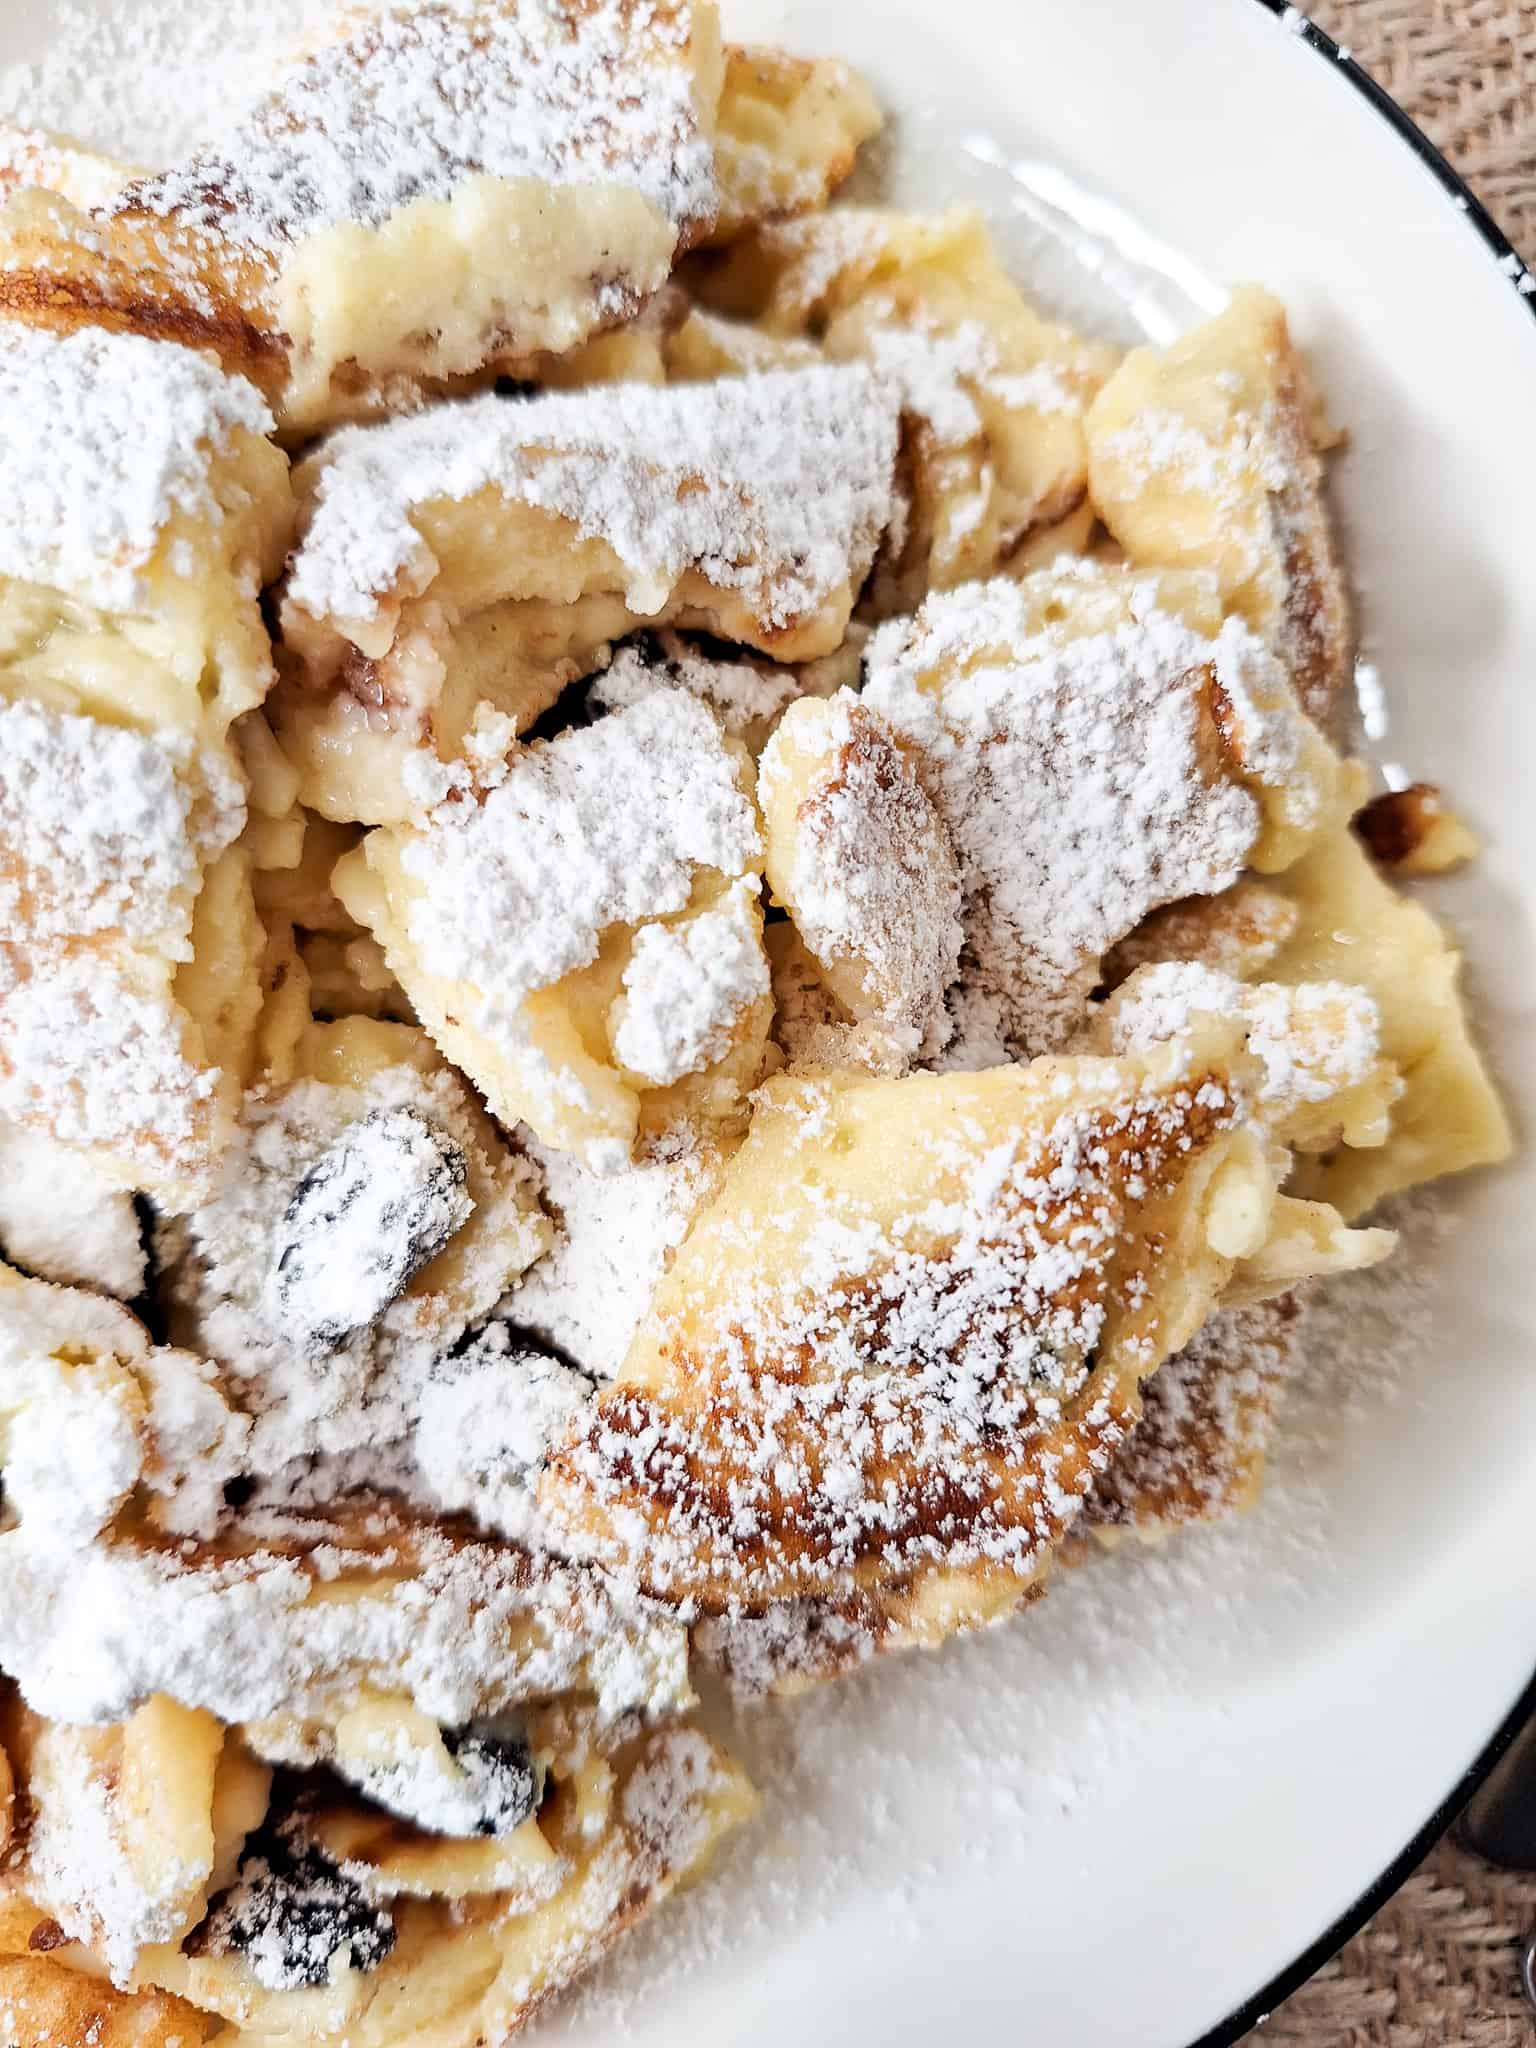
[1310,0,1536,254]
[1250,1839,1536,2045]
[1240,4,1535,2042]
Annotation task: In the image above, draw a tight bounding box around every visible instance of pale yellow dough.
[1086,285,1352,724]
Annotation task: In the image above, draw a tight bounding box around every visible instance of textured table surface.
[1243,3,1534,2043]
[1313,0,1536,254]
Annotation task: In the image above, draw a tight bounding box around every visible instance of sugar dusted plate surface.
[3,1,1535,2042]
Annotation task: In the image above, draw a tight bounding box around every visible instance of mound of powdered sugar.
[0,1121,145,1297]
[399,689,763,1013]
[0,950,223,1186]
[504,1126,718,1379]
[0,700,240,952]
[592,637,805,745]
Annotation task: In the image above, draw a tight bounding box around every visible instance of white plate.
[3,2,1534,2042]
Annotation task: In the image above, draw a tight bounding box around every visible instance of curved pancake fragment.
[0,1677,750,2048]
[0,321,292,1201]
[542,1025,1374,1617]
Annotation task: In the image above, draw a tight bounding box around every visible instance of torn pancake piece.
[1090,959,1402,1158]
[694,206,1116,609]
[759,690,963,1048]
[696,1297,1309,1698]
[0,1704,751,2048]
[0,1950,209,2048]
[1085,286,1352,724]
[0,323,291,747]
[0,0,727,438]
[705,45,881,245]
[541,1023,1381,1618]
[0,322,293,1198]
[141,1719,752,2044]
[1101,878,1302,992]
[154,1017,551,1479]
[334,690,773,1167]
[274,365,898,823]
[0,696,251,1203]
[862,562,1350,1058]
[1262,826,1512,1218]
[0,1694,260,1984]
[1079,1296,1301,1539]
[1096,827,1513,1221]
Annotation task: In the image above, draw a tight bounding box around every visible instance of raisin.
[1353,781,1476,875]
[270,1106,473,1350]
[342,1720,541,1839]
[199,1838,396,1991]
[442,1724,541,1838]
[1354,782,1442,866]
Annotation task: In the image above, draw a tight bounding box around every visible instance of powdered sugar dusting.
[400,690,761,1012]
[0,324,271,611]
[765,692,963,1043]
[285,367,897,630]
[1103,960,1382,1114]
[865,318,1079,446]
[559,1201,1461,2039]
[415,1325,597,1545]
[0,699,239,951]
[156,1055,546,1476]
[0,1512,691,1729]
[1101,404,1289,508]
[0,0,335,164]
[121,0,719,254]
[613,880,769,1086]
[17,1725,201,1979]
[864,572,1263,1054]
[505,1127,716,1380]
[0,691,245,1191]
[0,950,222,1184]
[550,1064,1243,1601]
[1083,1296,1300,1532]
[0,119,132,206]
